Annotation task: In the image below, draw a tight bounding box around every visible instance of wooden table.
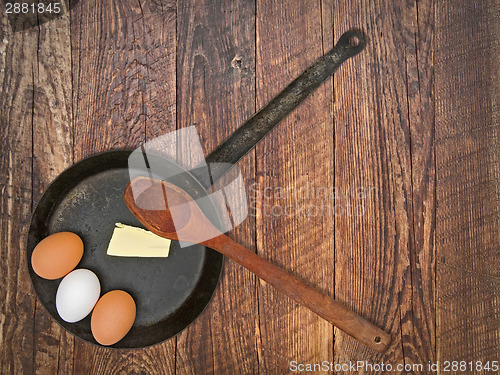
[1,0,498,374]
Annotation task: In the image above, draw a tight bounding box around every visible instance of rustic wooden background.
[1,0,498,374]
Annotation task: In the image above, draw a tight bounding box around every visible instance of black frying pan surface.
[26,150,223,348]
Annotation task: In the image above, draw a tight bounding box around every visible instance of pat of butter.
[107,223,171,257]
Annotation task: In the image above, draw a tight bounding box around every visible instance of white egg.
[56,269,101,323]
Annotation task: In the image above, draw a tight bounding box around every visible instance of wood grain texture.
[401,0,436,365]
[435,0,500,369]
[175,0,258,373]
[255,0,335,372]
[71,0,177,373]
[332,0,422,371]
[72,0,144,156]
[0,14,37,375]
[400,0,437,368]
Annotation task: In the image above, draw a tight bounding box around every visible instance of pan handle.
[197,30,366,188]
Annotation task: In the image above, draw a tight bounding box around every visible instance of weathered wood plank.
[71,0,177,373]
[30,3,75,374]
[130,1,178,372]
[255,1,335,372]
[332,0,416,370]
[71,0,143,371]
[175,0,258,373]
[0,14,37,375]
[399,0,437,368]
[435,0,500,369]
[72,0,145,157]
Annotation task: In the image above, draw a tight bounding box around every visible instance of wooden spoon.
[124,177,391,352]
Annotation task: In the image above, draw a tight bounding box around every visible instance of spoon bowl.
[125,177,222,244]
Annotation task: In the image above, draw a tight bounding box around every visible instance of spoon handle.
[196,30,366,189]
[208,235,390,353]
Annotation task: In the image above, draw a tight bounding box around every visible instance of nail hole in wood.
[374,336,381,343]
[231,55,243,69]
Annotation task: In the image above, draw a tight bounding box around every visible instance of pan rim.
[25,149,224,349]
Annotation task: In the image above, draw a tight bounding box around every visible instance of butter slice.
[107,223,171,257]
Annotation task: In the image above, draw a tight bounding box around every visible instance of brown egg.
[91,290,136,346]
[31,232,84,280]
